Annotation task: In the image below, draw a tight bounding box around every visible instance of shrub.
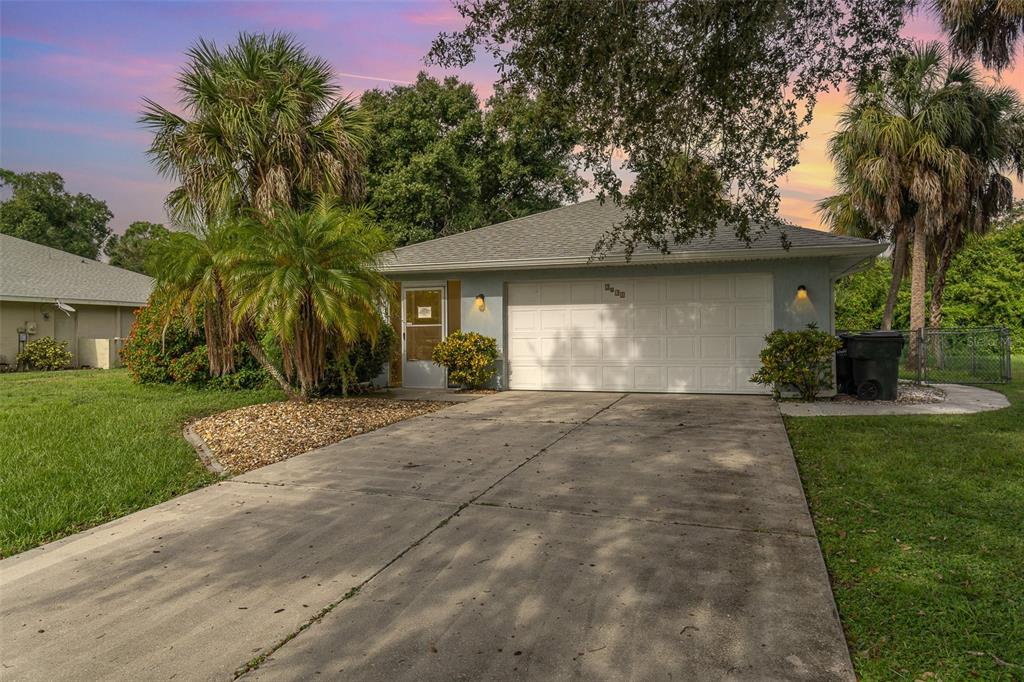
[168,345,209,385]
[121,294,203,384]
[751,326,842,401]
[319,325,396,396]
[17,337,72,371]
[206,366,269,390]
[432,331,498,389]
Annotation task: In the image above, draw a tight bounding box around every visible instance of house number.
[603,283,626,299]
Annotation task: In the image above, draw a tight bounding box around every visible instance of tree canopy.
[428,0,911,254]
[361,72,582,245]
[140,32,370,227]
[104,221,170,275]
[0,169,112,259]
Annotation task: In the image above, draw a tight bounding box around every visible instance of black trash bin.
[841,331,904,400]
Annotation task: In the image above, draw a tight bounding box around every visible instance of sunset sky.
[1,1,1021,235]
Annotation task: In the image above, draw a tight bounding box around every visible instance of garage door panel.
[701,366,734,392]
[508,283,540,305]
[602,366,632,390]
[700,336,733,360]
[667,304,700,331]
[509,309,539,333]
[735,304,771,330]
[700,276,732,300]
[569,308,600,330]
[699,304,732,330]
[508,274,773,394]
[666,366,699,391]
[600,308,632,332]
[540,282,571,305]
[635,306,665,332]
[666,336,698,359]
[634,337,664,361]
[735,336,766,360]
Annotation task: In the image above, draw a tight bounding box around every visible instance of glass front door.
[403,287,446,388]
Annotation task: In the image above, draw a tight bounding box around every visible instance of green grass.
[786,356,1024,680]
[0,369,282,557]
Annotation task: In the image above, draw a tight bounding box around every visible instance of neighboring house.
[382,200,884,394]
[0,234,154,369]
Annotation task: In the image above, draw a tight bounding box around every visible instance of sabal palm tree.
[933,0,1024,71]
[929,84,1024,326]
[819,43,978,344]
[140,32,371,228]
[226,201,393,400]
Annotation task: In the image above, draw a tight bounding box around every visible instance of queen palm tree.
[140,32,371,228]
[226,200,393,400]
[819,43,978,348]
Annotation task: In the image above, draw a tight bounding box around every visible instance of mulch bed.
[190,397,453,474]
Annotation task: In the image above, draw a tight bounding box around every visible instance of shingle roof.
[0,233,154,306]
[380,199,883,273]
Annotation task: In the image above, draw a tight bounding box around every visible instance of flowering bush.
[17,337,72,371]
[751,326,842,401]
[431,331,498,388]
[121,294,202,384]
[168,345,209,384]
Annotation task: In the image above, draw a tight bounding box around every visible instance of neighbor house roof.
[380,199,884,273]
[0,233,154,306]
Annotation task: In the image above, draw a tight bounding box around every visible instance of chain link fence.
[898,328,1012,384]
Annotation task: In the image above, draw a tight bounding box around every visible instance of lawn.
[0,369,282,557]
[786,357,1024,681]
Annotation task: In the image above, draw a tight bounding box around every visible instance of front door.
[403,286,446,388]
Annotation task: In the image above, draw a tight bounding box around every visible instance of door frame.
[400,282,447,388]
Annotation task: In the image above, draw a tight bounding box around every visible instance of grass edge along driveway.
[0,369,283,557]
[786,357,1024,681]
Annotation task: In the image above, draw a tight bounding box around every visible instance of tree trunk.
[908,216,928,367]
[239,323,296,400]
[881,227,908,331]
[928,231,957,329]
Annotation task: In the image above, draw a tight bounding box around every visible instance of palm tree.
[147,226,237,377]
[226,201,393,400]
[929,84,1024,327]
[933,0,1024,71]
[140,32,371,228]
[819,43,978,348]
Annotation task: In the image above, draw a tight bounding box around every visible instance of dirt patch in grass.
[191,398,453,473]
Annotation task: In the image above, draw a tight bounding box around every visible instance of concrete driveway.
[1,392,852,681]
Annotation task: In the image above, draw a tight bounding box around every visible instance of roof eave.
[381,243,885,275]
[0,294,150,307]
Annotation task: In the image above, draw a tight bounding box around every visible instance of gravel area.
[190,398,453,473]
[831,380,946,405]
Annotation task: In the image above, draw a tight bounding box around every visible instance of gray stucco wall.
[394,257,842,389]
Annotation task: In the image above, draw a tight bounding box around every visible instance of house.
[0,233,154,369]
[381,200,884,394]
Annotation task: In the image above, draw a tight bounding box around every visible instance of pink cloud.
[402,2,465,28]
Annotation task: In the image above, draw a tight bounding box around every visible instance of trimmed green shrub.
[206,366,270,391]
[751,326,843,401]
[432,331,498,388]
[17,337,72,371]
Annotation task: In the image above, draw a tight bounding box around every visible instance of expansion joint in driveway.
[235,394,627,679]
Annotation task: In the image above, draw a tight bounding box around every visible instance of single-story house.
[0,233,154,369]
[381,200,884,394]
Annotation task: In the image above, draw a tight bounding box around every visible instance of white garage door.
[507,274,773,394]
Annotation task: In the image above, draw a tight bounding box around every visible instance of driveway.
[1,392,852,681]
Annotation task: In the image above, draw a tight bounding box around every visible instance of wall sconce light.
[475,293,486,311]
[796,285,809,301]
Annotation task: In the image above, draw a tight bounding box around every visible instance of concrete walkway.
[779,383,1009,417]
[1,392,852,681]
